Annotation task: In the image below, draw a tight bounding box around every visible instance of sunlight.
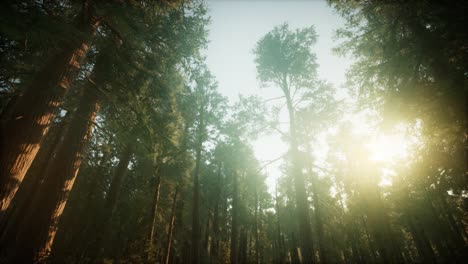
[367,134,409,162]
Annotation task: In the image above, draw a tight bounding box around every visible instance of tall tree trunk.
[203,214,210,255]
[406,215,436,264]
[281,80,315,264]
[0,1,99,212]
[7,81,100,263]
[238,227,247,264]
[258,192,263,264]
[164,186,179,264]
[192,110,204,264]
[148,170,162,260]
[74,136,114,259]
[0,112,69,241]
[275,184,284,264]
[94,144,133,260]
[436,191,467,259]
[105,145,133,216]
[254,184,260,264]
[210,162,222,259]
[310,173,328,263]
[230,171,239,264]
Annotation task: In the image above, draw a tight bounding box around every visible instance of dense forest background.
[0,0,466,263]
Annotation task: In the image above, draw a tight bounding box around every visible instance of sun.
[366,133,409,162]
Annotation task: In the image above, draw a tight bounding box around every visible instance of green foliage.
[254,23,318,90]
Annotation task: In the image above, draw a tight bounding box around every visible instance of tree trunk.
[94,144,133,260]
[310,173,328,263]
[406,215,436,264]
[0,1,99,212]
[7,81,100,263]
[148,170,162,260]
[164,186,179,264]
[281,80,315,264]
[192,112,204,264]
[0,112,69,241]
[203,214,211,255]
[211,162,222,259]
[238,228,247,264]
[275,184,284,264]
[230,171,239,264]
[254,184,260,264]
[258,192,263,264]
[105,144,133,216]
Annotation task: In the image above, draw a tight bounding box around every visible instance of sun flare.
[367,134,409,162]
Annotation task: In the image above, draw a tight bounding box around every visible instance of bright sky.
[204,0,354,191]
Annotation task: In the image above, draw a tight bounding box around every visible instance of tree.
[254,23,320,263]
[0,0,100,213]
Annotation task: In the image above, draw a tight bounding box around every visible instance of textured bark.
[0,113,69,246]
[8,82,100,263]
[0,1,99,212]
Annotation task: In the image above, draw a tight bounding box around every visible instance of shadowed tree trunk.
[7,80,100,263]
[0,1,100,212]
[275,184,284,264]
[238,227,247,264]
[0,112,70,247]
[192,107,205,264]
[309,165,328,263]
[164,186,179,264]
[203,213,210,255]
[147,162,162,261]
[210,162,222,259]
[406,215,436,264]
[230,170,239,264]
[254,182,260,264]
[95,143,133,260]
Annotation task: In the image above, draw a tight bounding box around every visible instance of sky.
[203,0,354,191]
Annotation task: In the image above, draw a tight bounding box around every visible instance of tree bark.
[93,144,133,261]
[192,108,204,264]
[148,170,162,260]
[0,1,99,212]
[7,81,100,263]
[164,186,179,264]
[238,227,247,264]
[281,79,315,264]
[0,112,69,247]
[105,144,133,216]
